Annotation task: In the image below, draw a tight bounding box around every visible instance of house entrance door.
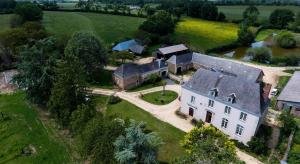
[205,111,212,123]
[189,108,194,117]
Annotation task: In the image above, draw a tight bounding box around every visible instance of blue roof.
[112,39,138,51]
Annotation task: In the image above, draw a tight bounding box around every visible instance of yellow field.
[175,18,238,52]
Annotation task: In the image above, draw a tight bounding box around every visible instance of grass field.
[94,96,185,163]
[0,14,11,33]
[141,90,178,105]
[43,11,145,45]
[0,92,70,163]
[175,17,238,52]
[218,5,300,21]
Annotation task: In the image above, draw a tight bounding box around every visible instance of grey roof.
[158,44,188,55]
[114,60,167,78]
[183,68,264,116]
[129,45,144,54]
[277,72,300,103]
[167,53,263,82]
[167,53,193,65]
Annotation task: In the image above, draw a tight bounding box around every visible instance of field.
[94,96,186,163]
[218,5,300,21]
[43,11,145,45]
[0,92,71,163]
[175,17,238,52]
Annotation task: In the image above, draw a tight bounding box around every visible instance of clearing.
[175,17,238,52]
[141,90,178,105]
[93,96,186,163]
[0,92,71,163]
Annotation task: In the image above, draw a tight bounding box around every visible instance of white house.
[180,66,269,144]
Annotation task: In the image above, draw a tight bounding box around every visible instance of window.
[209,88,218,97]
[208,99,214,107]
[239,112,247,121]
[224,106,231,114]
[235,124,244,136]
[191,96,195,104]
[228,94,236,103]
[221,118,228,128]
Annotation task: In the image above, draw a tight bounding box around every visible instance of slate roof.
[167,53,263,82]
[277,72,300,103]
[183,68,265,116]
[114,60,167,78]
[129,44,144,54]
[158,44,188,55]
[112,40,139,52]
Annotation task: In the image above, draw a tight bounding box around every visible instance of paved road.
[90,84,263,164]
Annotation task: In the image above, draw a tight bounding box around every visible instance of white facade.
[180,87,261,144]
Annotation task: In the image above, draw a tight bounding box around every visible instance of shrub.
[275,31,297,49]
[247,47,272,63]
[175,109,187,119]
[247,137,268,155]
[190,118,204,127]
[148,74,162,84]
[288,144,300,163]
[108,96,121,104]
[271,54,300,66]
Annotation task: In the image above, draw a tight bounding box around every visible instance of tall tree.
[47,53,87,127]
[269,9,295,29]
[243,5,260,25]
[114,120,163,164]
[139,10,175,35]
[237,23,255,46]
[14,37,59,105]
[175,126,242,164]
[64,32,107,81]
[14,2,43,22]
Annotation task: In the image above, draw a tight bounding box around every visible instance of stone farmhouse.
[180,59,270,144]
[276,72,300,117]
[154,44,189,59]
[113,60,167,90]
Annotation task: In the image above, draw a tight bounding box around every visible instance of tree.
[14,37,59,105]
[275,31,297,49]
[64,32,107,81]
[243,5,260,25]
[14,2,43,22]
[112,51,135,63]
[217,12,226,22]
[161,80,167,95]
[175,126,241,164]
[114,120,163,164]
[0,0,16,13]
[69,104,96,134]
[269,9,295,29]
[237,23,255,46]
[246,47,271,63]
[139,10,175,35]
[47,53,87,127]
[279,110,297,135]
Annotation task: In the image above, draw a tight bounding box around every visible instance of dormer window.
[227,93,236,104]
[209,88,218,97]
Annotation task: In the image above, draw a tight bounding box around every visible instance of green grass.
[175,17,238,52]
[0,14,12,33]
[43,11,145,45]
[283,69,300,74]
[128,81,163,92]
[218,5,300,21]
[94,96,185,163]
[255,29,280,41]
[88,70,114,89]
[0,92,70,163]
[141,90,178,105]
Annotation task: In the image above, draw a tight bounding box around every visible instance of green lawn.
[141,90,178,105]
[218,5,300,21]
[175,17,238,52]
[43,11,145,45]
[0,92,71,163]
[283,69,300,74]
[0,14,12,33]
[255,29,281,41]
[94,96,185,163]
[277,76,291,92]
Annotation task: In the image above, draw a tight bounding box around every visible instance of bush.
[190,118,204,127]
[271,54,300,66]
[148,74,162,84]
[108,95,121,104]
[247,47,272,63]
[288,144,300,163]
[175,109,187,119]
[247,137,268,155]
[275,31,297,49]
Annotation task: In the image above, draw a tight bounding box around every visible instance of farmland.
[175,17,238,52]
[218,5,300,21]
[0,92,71,163]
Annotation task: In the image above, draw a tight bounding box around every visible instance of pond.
[218,36,300,60]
